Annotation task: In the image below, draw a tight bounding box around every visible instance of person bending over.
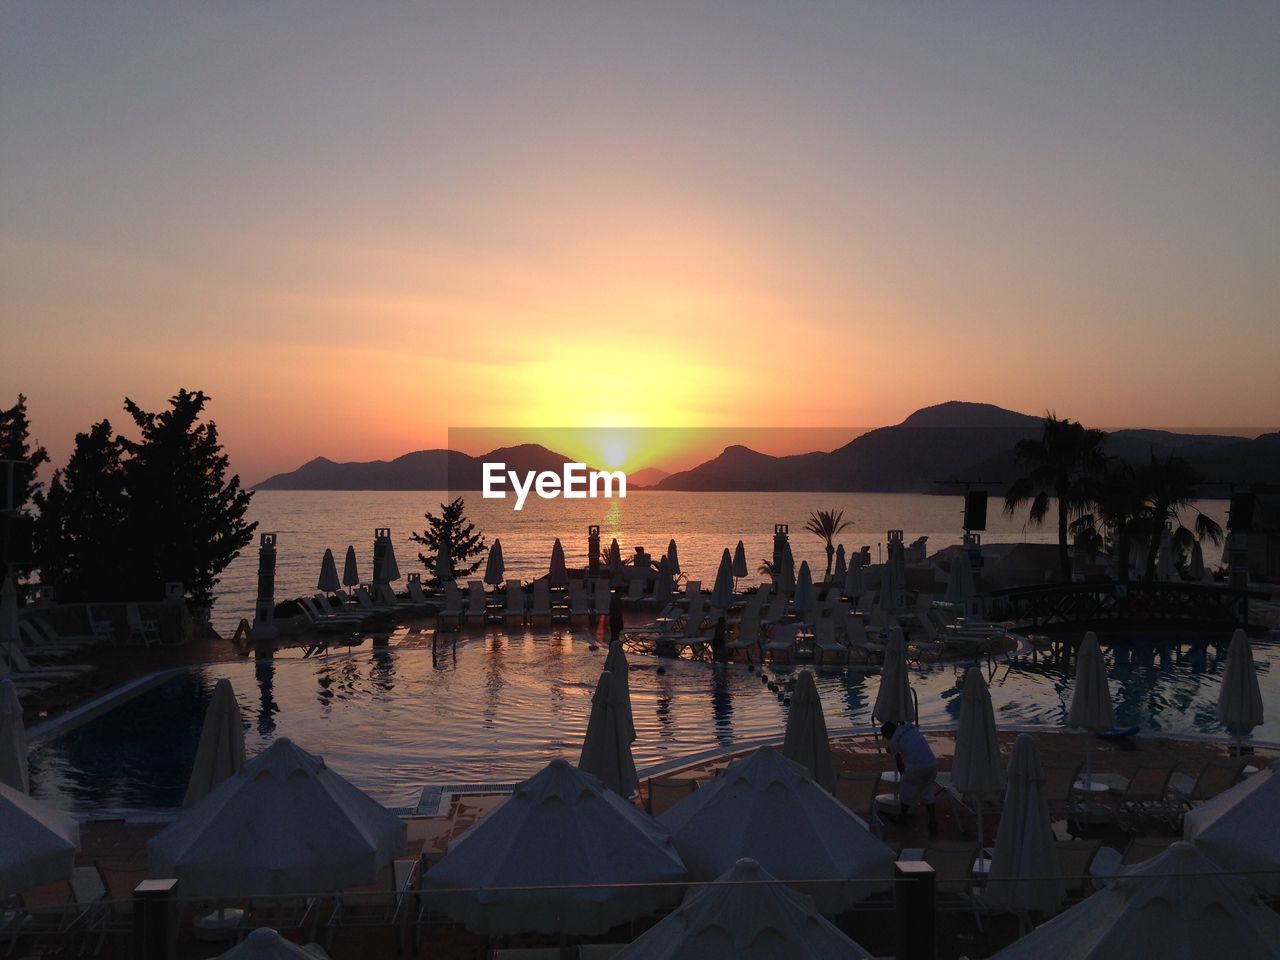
[881,721,939,835]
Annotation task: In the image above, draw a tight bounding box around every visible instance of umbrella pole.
[976,797,985,863]
[1084,735,1094,790]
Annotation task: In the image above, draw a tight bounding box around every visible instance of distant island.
[254,401,1279,492]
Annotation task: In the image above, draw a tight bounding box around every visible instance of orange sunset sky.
[2,3,1277,485]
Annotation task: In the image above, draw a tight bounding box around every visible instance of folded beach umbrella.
[658,747,894,913]
[781,671,835,793]
[844,555,864,599]
[952,667,1005,855]
[732,540,748,581]
[0,576,17,650]
[1217,629,1263,749]
[425,758,687,936]
[991,841,1280,959]
[604,639,636,742]
[1185,758,1280,895]
[579,671,639,797]
[317,549,341,594]
[833,544,847,585]
[0,679,28,794]
[436,539,453,584]
[1068,632,1115,788]
[872,628,914,724]
[1189,539,1208,582]
[985,733,1063,917]
[945,558,975,604]
[1155,526,1178,581]
[878,559,900,611]
[184,678,246,808]
[382,537,401,583]
[149,738,406,899]
[0,781,79,894]
[342,546,360,588]
[216,927,324,960]
[608,538,622,570]
[793,561,816,617]
[549,538,569,588]
[484,539,505,588]
[711,548,734,610]
[613,858,876,960]
[654,555,673,608]
[777,542,796,594]
[666,539,681,577]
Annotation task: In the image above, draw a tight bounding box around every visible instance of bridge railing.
[988,580,1267,629]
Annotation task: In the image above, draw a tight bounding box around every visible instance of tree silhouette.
[0,394,49,511]
[1004,413,1108,583]
[32,420,128,601]
[410,497,487,583]
[1135,452,1223,581]
[804,508,852,580]
[1071,460,1149,582]
[118,390,256,606]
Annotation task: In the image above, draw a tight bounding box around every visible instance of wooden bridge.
[987,580,1267,630]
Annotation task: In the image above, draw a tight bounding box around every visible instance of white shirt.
[888,724,937,771]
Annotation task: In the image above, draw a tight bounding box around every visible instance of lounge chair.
[922,841,984,903]
[762,622,799,664]
[529,582,553,623]
[2,647,93,679]
[4,863,109,957]
[504,580,526,626]
[1055,838,1102,902]
[126,604,162,646]
[465,581,487,625]
[812,619,850,664]
[1167,757,1248,811]
[437,581,464,629]
[834,771,883,834]
[577,947,626,959]
[324,859,418,950]
[87,613,117,645]
[353,586,398,615]
[625,578,645,602]
[567,581,591,620]
[31,617,98,648]
[727,612,761,663]
[590,578,611,617]
[1041,759,1083,829]
[301,597,368,633]
[644,777,697,815]
[16,621,85,659]
[682,581,702,606]
[1108,760,1179,830]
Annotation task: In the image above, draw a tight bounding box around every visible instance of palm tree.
[1004,413,1109,583]
[1135,452,1223,581]
[1074,461,1149,582]
[757,557,776,578]
[804,508,852,581]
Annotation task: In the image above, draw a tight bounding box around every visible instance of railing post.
[133,878,178,960]
[895,860,936,960]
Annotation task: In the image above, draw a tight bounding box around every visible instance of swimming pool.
[27,629,1277,817]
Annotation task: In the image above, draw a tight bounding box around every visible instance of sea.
[210,491,1233,635]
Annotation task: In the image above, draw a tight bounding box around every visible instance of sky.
[2,2,1278,485]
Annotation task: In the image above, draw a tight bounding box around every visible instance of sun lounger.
[301,597,367,633]
[529,582,554,622]
[644,777,697,815]
[2,646,93,678]
[727,612,761,662]
[625,578,645,602]
[812,619,850,664]
[834,771,884,834]
[1109,760,1179,829]
[762,622,799,664]
[567,581,591,620]
[126,604,162,646]
[504,580,526,626]
[1041,759,1083,829]
[1055,838,1102,902]
[353,586,398,615]
[590,578,611,616]
[16,621,86,658]
[464,581,487,625]
[682,581,701,605]
[324,858,418,950]
[1167,757,1248,810]
[31,617,98,648]
[437,581,464,629]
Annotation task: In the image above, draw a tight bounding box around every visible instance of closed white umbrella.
[484,540,505,588]
[732,541,748,581]
[711,548,734,610]
[1217,629,1263,752]
[781,671,835,793]
[548,538,569,588]
[604,639,636,742]
[833,545,847,585]
[184,678,246,808]
[1155,527,1178,581]
[342,546,360,588]
[607,538,622,571]
[317,550,341,594]
[216,927,324,960]
[985,733,1063,916]
[793,561,816,619]
[990,841,1280,959]
[658,747,895,913]
[0,780,79,894]
[149,738,406,899]
[872,628,914,724]
[844,556,864,599]
[945,558,975,604]
[1068,632,1115,789]
[614,858,876,960]
[1185,758,1280,895]
[653,556,673,609]
[425,758,687,936]
[578,671,639,797]
[777,542,796,594]
[666,539,681,577]
[1189,539,1208,582]
[1,576,18,657]
[952,667,1004,859]
[0,679,28,794]
[382,538,401,583]
[879,559,900,611]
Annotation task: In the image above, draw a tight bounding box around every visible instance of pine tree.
[118,389,256,607]
[410,497,487,583]
[33,421,128,601]
[0,394,49,511]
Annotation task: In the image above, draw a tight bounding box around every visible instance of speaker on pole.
[1228,492,1255,533]
[963,491,988,532]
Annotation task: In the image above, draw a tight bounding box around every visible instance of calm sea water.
[212,491,1232,634]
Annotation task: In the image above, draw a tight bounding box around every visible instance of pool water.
[28,629,1277,816]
